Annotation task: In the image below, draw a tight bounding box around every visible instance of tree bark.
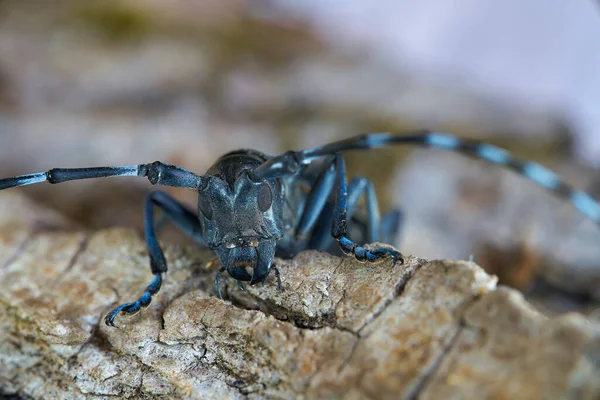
[0,191,598,399]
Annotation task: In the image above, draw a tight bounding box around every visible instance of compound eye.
[198,196,213,220]
[257,183,273,212]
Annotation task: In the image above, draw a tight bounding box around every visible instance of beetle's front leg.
[105,191,203,327]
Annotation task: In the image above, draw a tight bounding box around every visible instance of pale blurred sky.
[276,0,600,165]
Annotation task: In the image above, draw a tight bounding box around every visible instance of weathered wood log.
[0,191,598,399]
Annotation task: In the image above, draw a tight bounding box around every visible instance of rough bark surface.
[0,191,598,400]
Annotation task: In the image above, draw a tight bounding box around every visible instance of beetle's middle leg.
[292,154,403,264]
[330,155,404,264]
[308,176,403,253]
[105,190,203,327]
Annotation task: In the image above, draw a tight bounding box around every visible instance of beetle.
[1,131,598,327]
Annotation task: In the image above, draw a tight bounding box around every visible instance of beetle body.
[1,131,598,327]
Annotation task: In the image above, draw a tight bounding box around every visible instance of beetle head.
[198,151,284,284]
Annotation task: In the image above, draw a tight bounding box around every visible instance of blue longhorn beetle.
[1,132,599,327]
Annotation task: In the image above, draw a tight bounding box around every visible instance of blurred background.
[0,0,599,317]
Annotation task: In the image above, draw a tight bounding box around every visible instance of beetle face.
[214,238,277,284]
[198,153,284,284]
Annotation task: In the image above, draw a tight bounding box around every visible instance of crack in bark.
[403,295,481,400]
[71,303,119,359]
[50,233,90,289]
[356,259,423,336]
[405,322,464,400]
[335,334,360,375]
[135,370,145,398]
[1,232,35,270]
[321,260,425,387]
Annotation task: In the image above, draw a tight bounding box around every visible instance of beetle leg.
[272,265,284,292]
[105,191,204,327]
[309,176,403,253]
[331,155,404,265]
[380,209,403,247]
[214,267,225,300]
[293,155,337,242]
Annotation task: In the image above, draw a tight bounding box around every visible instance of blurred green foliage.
[207,18,322,70]
[70,1,152,42]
